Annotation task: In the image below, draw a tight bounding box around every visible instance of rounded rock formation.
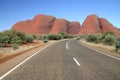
[100,18,120,35]
[80,15,101,34]
[67,22,81,34]
[50,19,69,34]
[32,14,56,34]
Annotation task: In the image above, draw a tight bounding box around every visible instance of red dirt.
[0,42,44,64]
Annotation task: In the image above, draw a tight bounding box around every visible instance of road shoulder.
[0,41,56,77]
[78,40,120,59]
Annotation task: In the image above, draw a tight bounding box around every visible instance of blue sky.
[0,0,120,32]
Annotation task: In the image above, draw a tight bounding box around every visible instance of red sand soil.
[0,41,44,64]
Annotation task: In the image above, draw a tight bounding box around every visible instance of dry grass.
[0,40,44,57]
[80,40,120,58]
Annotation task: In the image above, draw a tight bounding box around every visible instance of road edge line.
[0,43,54,80]
[66,40,71,49]
[79,41,120,61]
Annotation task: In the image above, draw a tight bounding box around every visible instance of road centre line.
[80,42,120,61]
[66,40,70,49]
[73,57,80,66]
[0,44,53,80]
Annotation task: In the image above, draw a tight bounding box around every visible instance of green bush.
[37,35,44,40]
[115,41,120,52]
[32,35,38,40]
[0,33,10,47]
[85,34,98,43]
[47,34,63,40]
[101,31,114,40]
[26,35,34,42]
[43,39,49,43]
[12,44,19,50]
[58,32,68,38]
[11,36,22,44]
[3,30,26,43]
[94,34,102,43]
[102,34,115,45]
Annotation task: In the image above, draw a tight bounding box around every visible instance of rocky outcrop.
[12,20,33,34]
[67,22,81,34]
[50,19,69,34]
[32,14,56,34]
[79,14,120,35]
[79,15,101,34]
[11,14,120,36]
[99,18,120,35]
[12,14,80,35]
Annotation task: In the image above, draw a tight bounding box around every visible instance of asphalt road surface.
[1,39,120,80]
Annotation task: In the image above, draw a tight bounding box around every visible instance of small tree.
[0,33,10,47]
[115,41,120,52]
[47,34,63,40]
[101,31,114,40]
[58,32,68,38]
[11,36,22,44]
[3,30,26,43]
[26,35,34,42]
[102,34,115,45]
[85,34,97,42]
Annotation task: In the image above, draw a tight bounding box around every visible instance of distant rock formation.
[50,19,69,34]
[12,14,81,35]
[32,14,56,34]
[80,15,101,34]
[99,18,119,35]
[79,14,120,35]
[67,22,81,34]
[11,14,120,36]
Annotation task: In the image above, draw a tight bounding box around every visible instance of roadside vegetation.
[0,30,76,51]
[84,31,120,53]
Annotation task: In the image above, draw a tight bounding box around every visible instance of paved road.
[1,39,120,80]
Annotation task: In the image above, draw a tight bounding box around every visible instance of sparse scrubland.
[83,31,120,54]
[0,30,76,56]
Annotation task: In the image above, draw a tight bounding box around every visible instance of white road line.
[66,40,70,49]
[80,42,120,61]
[0,44,53,80]
[73,57,80,66]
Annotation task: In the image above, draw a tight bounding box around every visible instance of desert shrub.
[102,34,115,45]
[115,41,120,52]
[0,33,10,47]
[42,35,48,39]
[15,31,26,43]
[94,34,103,43]
[58,32,68,38]
[12,44,19,50]
[3,30,16,40]
[101,31,114,40]
[32,35,38,40]
[43,39,49,43]
[38,35,44,40]
[85,34,98,43]
[26,35,34,42]
[47,34,63,40]
[3,30,26,43]
[11,36,22,44]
